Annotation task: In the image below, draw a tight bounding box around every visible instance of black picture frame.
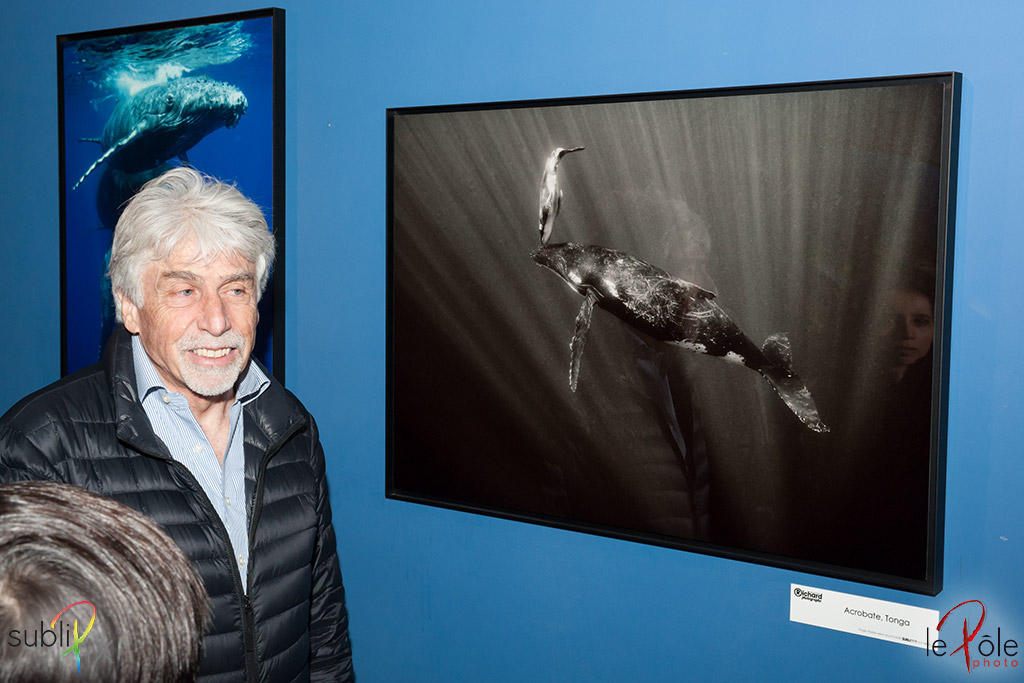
[387,73,961,595]
[58,8,285,381]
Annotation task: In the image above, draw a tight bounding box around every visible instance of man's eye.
[177,289,194,297]
[914,316,932,327]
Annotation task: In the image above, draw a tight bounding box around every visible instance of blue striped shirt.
[132,335,269,592]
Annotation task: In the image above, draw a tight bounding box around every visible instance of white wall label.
[790,583,938,649]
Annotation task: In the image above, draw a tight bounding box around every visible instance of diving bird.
[538,146,585,245]
[532,242,830,433]
[73,75,247,190]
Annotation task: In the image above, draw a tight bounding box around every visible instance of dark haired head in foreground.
[0,482,208,683]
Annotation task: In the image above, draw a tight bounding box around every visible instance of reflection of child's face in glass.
[893,289,934,366]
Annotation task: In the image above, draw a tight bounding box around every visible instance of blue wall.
[2,2,1021,680]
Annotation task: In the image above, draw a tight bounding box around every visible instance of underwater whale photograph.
[387,74,960,594]
[59,9,283,378]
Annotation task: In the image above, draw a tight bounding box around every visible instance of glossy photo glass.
[58,8,285,379]
[387,73,961,594]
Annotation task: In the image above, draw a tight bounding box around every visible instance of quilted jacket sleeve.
[0,421,63,484]
[307,415,355,682]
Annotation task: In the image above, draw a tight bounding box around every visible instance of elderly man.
[0,167,354,682]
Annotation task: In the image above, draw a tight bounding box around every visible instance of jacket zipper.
[241,420,304,681]
[128,420,304,682]
[161,458,258,679]
[247,421,304,550]
[243,594,257,681]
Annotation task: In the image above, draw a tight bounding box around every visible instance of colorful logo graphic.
[50,601,96,676]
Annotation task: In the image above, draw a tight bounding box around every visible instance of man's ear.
[118,292,141,334]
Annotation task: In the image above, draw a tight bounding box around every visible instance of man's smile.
[192,347,233,359]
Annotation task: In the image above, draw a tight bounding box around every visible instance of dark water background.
[61,16,275,375]
[391,81,947,581]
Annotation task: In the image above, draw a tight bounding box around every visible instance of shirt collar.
[131,334,270,407]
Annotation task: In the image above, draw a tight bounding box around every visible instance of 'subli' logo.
[51,601,96,676]
[4,601,96,677]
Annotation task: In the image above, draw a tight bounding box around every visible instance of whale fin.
[539,205,551,241]
[78,137,104,145]
[695,283,716,300]
[758,334,829,432]
[667,276,716,300]
[73,127,141,190]
[761,332,793,370]
[569,289,599,392]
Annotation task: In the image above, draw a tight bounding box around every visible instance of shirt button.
[193,444,203,454]
[162,394,171,404]
[238,555,246,567]
[225,496,231,507]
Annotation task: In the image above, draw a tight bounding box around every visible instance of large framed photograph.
[58,8,285,379]
[387,73,961,594]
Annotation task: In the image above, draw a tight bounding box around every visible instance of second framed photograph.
[58,8,285,379]
[387,73,961,595]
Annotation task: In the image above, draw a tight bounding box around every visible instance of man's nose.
[198,293,232,336]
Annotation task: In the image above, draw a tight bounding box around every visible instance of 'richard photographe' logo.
[794,587,823,603]
[5,601,96,676]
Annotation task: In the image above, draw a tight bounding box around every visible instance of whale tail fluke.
[758,333,830,433]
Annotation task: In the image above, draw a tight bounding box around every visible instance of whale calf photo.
[532,145,828,433]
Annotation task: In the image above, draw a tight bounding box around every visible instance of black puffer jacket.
[0,327,354,682]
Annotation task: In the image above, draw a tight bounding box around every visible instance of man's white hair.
[108,166,276,321]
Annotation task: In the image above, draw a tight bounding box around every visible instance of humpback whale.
[538,146,584,245]
[73,75,247,189]
[96,163,174,347]
[532,243,829,433]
